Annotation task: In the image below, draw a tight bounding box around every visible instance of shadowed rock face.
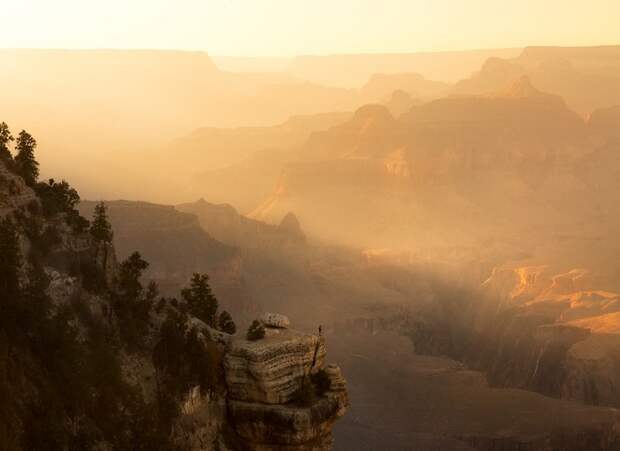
[406,263,620,413]
[224,322,348,450]
[177,199,306,249]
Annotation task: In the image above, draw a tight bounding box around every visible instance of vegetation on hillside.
[0,124,236,451]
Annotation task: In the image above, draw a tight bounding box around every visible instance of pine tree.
[14,130,39,186]
[218,311,236,335]
[118,252,149,301]
[90,202,113,243]
[0,122,14,167]
[181,273,218,327]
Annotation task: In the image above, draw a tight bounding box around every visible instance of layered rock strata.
[224,318,348,450]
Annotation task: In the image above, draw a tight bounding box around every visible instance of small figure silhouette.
[318,325,323,336]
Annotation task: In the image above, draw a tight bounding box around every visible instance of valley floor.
[330,332,620,451]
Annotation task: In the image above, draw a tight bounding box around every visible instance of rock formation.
[1,155,349,450]
[407,262,620,413]
[224,316,348,450]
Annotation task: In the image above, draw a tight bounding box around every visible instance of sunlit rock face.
[224,319,348,450]
[409,261,620,410]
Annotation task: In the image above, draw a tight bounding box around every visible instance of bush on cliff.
[218,310,236,335]
[246,320,265,341]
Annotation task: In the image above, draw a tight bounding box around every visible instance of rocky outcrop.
[224,321,348,450]
[408,262,620,412]
[260,312,291,329]
[0,161,37,216]
[225,328,326,404]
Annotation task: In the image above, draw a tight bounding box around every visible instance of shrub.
[181,273,218,327]
[218,310,236,335]
[66,212,89,234]
[246,320,265,341]
[35,179,80,217]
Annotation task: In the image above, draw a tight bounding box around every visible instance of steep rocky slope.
[177,198,305,250]
[1,145,348,450]
[407,263,620,411]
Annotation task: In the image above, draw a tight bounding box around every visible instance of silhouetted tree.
[246,320,265,341]
[217,310,236,335]
[0,122,14,168]
[118,252,149,301]
[14,130,39,186]
[35,178,80,217]
[90,202,113,243]
[181,273,218,327]
[115,252,151,348]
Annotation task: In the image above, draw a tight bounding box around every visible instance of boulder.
[260,312,291,329]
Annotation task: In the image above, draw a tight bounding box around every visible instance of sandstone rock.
[260,312,291,329]
[225,328,326,404]
[324,364,347,394]
[223,322,347,450]
[228,391,347,451]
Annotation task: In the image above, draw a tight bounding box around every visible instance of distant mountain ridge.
[454,45,620,114]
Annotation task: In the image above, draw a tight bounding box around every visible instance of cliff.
[0,153,348,450]
[224,317,348,450]
[408,263,620,412]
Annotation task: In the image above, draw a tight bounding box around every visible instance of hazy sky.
[2,0,619,56]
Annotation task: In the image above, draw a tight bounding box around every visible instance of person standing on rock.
[318,325,322,336]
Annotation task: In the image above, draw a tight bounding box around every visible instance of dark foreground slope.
[1,134,347,450]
